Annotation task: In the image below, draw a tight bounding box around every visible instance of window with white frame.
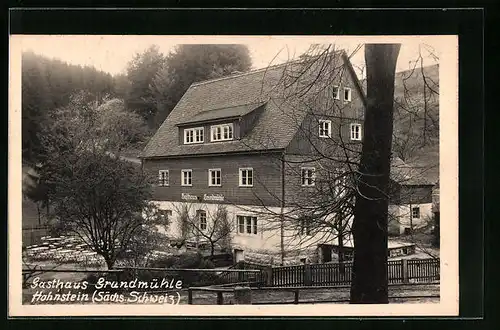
[412,206,420,219]
[211,123,234,142]
[299,216,312,236]
[158,170,169,186]
[197,210,207,231]
[318,119,332,138]
[332,85,340,100]
[208,169,222,186]
[237,215,258,235]
[181,169,192,186]
[239,168,254,187]
[350,123,362,141]
[344,87,352,102]
[184,127,204,144]
[301,167,316,187]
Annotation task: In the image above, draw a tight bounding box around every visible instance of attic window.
[318,120,332,138]
[344,87,352,102]
[332,86,340,100]
[211,123,234,142]
[350,123,362,141]
[184,127,204,144]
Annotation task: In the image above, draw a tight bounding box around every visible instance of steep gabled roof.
[141,50,363,159]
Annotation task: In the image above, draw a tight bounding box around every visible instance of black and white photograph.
[9,35,458,316]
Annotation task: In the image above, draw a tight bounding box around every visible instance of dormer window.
[184,127,204,144]
[211,123,234,142]
[318,119,332,138]
[344,87,352,102]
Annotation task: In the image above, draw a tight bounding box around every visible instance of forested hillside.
[393,64,439,184]
[22,51,115,164]
[361,64,439,183]
[21,45,253,228]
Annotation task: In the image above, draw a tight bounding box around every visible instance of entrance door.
[321,245,332,263]
[234,249,244,263]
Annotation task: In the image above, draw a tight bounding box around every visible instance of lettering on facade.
[181,193,198,201]
[203,193,224,202]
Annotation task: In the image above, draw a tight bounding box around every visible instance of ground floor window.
[412,206,420,219]
[237,215,258,235]
[197,210,207,231]
[299,216,312,236]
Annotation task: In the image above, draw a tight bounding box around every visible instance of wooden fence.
[22,226,49,247]
[267,258,439,287]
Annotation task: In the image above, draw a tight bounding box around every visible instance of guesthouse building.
[140,51,432,264]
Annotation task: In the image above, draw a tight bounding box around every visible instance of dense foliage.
[22,51,114,164]
[33,92,163,269]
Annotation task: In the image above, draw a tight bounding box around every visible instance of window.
[301,167,316,187]
[239,168,254,187]
[318,119,332,138]
[208,169,222,186]
[211,123,234,142]
[181,169,192,186]
[237,215,258,235]
[350,123,362,141]
[334,174,348,197]
[184,127,204,144]
[344,87,352,102]
[158,170,169,186]
[299,216,312,236]
[332,85,340,100]
[412,206,420,219]
[158,210,172,225]
[197,210,207,231]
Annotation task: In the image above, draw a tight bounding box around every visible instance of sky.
[15,35,443,79]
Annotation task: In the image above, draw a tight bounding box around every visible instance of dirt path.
[184,284,440,305]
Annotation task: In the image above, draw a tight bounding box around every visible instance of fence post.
[265,266,273,286]
[303,264,312,286]
[233,286,252,304]
[217,291,224,305]
[294,289,299,304]
[188,289,193,305]
[402,259,409,284]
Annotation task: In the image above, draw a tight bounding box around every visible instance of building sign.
[203,193,224,202]
[181,193,198,201]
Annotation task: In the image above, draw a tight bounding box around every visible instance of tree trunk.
[337,212,345,274]
[350,44,401,304]
[433,211,440,247]
[104,256,115,270]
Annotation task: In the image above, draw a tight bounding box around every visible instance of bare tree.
[228,43,438,268]
[349,44,401,304]
[34,92,165,269]
[173,203,233,257]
